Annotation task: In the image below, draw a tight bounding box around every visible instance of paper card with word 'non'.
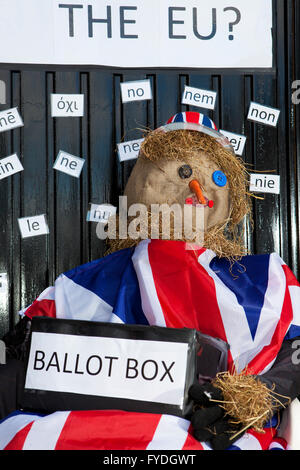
[247,102,280,127]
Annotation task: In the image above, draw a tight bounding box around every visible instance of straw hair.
[211,370,290,439]
[140,129,251,229]
[107,128,252,260]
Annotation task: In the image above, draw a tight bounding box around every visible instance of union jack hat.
[159,111,234,153]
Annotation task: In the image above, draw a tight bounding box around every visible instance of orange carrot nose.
[189,179,207,205]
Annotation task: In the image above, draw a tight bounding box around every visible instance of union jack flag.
[166,111,218,130]
[1,239,299,450]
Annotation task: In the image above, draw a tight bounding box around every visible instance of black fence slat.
[54,71,82,275]
[89,70,114,261]
[79,72,90,265]
[45,72,56,286]
[252,75,281,256]
[20,71,48,312]
[0,70,12,335]
[155,73,180,125]
[187,74,215,121]
[294,0,300,278]
[121,72,149,190]
[10,72,23,326]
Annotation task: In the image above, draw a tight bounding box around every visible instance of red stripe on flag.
[247,427,276,450]
[4,422,34,450]
[282,264,300,287]
[182,425,205,450]
[185,111,201,124]
[147,240,228,342]
[55,410,162,450]
[270,437,288,449]
[166,115,175,124]
[246,264,294,375]
[25,299,56,319]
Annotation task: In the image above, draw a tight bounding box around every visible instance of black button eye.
[178,165,193,179]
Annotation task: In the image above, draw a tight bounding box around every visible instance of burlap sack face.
[124,152,231,232]
[107,129,251,259]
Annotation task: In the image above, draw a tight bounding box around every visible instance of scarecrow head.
[111,112,251,259]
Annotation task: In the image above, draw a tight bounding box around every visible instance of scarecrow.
[1,111,300,451]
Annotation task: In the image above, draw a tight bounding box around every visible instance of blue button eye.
[212,170,227,187]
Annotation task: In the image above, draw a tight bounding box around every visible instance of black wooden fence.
[0,0,299,337]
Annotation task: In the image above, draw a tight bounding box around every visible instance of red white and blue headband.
[158,111,235,154]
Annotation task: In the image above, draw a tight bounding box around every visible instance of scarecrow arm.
[189,337,300,449]
[259,336,300,404]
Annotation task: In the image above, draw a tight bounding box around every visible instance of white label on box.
[87,204,117,223]
[247,102,280,127]
[51,94,84,117]
[53,150,85,178]
[181,86,217,110]
[120,80,152,103]
[25,332,189,406]
[0,153,24,180]
[249,173,280,194]
[219,130,247,156]
[0,107,23,133]
[18,215,50,238]
[118,138,144,162]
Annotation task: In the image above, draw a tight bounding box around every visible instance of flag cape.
[2,239,300,450]
[0,410,287,450]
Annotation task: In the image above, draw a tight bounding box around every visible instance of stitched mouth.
[185,194,214,208]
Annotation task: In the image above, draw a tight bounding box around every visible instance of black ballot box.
[20,316,229,418]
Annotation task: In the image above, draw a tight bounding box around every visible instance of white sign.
[0,108,23,133]
[0,273,8,293]
[0,1,273,68]
[0,153,24,180]
[25,332,189,406]
[87,204,117,223]
[18,215,49,238]
[182,86,216,110]
[247,102,280,127]
[51,94,84,117]
[219,130,246,156]
[118,138,144,162]
[53,150,85,178]
[249,173,280,194]
[120,80,152,103]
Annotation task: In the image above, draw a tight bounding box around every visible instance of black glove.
[189,382,245,450]
[2,315,31,361]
